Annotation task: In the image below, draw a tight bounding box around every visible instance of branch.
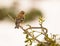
[8,14,15,22]
[26,26,48,34]
[19,26,42,43]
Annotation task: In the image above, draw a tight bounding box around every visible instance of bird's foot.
[15,26,19,29]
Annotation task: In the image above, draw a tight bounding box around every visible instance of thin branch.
[26,27,48,34]
[8,14,15,22]
[19,26,42,43]
[35,34,42,38]
[19,25,48,43]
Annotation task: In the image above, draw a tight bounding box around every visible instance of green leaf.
[30,40,32,45]
[37,44,40,46]
[26,34,28,39]
[25,39,29,43]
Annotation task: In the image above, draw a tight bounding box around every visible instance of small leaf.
[30,40,32,45]
[23,32,27,34]
[25,45,28,46]
[37,44,41,46]
[25,39,29,43]
[39,16,45,24]
[26,34,28,39]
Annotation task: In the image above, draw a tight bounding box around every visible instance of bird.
[15,11,25,29]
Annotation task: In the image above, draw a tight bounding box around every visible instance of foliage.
[0,8,43,23]
[21,16,60,46]
[25,8,43,22]
[0,7,16,20]
[0,8,8,20]
[0,2,17,20]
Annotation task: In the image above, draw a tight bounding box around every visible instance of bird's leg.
[15,21,20,29]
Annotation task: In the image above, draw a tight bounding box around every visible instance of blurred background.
[0,0,60,46]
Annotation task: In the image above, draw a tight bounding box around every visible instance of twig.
[8,14,15,22]
[19,25,48,43]
[19,26,42,43]
[26,27,48,34]
[35,34,42,38]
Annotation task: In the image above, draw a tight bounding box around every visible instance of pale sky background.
[0,0,60,46]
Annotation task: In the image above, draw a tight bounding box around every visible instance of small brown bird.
[15,11,25,29]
